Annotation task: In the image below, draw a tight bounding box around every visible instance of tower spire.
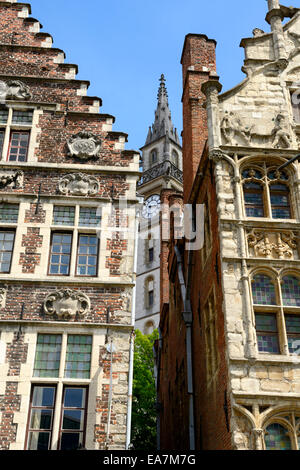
[145,74,180,146]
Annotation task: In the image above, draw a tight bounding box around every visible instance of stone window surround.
[250,267,300,356]
[26,330,93,450]
[48,204,102,279]
[0,106,39,163]
[240,160,296,221]
[144,275,155,310]
[263,412,300,450]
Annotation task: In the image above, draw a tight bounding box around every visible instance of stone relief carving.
[44,289,91,319]
[215,160,235,218]
[0,284,8,309]
[220,111,296,149]
[58,173,99,196]
[4,80,32,101]
[121,288,132,312]
[0,170,23,189]
[221,111,252,146]
[271,114,293,148]
[67,132,102,161]
[247,230,298,260]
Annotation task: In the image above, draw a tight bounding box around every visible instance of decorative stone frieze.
[58,172,99,196]
[0,170,23,189]
[0,285,8,309]
[247,229,297,259]
[43,289,91,319]
[67,131,102,161]
[5,80,32,101]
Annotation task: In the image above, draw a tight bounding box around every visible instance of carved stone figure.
[0,284,8,309]
[221,111,252,146]
[67,132,102,161]
[253,28,265,37]
[0,170,23,189]
[272,114,292,148]
[44,289,91,319]
[5,80,32,101]
[58,173,99,196]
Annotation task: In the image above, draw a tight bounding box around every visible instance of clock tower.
[135,75,183,334]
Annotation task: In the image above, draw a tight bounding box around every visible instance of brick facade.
[0,0,139,450]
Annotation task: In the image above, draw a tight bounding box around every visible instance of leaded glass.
[33,335,62,378]
[53,206,75,226]
[265,423,291,450]
[0,203,19,223]
[79,207,101,227]
[268,170,289,181]
[282,276,300,306]
[252,275,276,305]
[0,108,8,124]
[270,184,291,219]
[12,110,33,124]
[285,316,300,355]
[243,183,264,217]
[64,335,92,379]
[242,169,263,179]
[255,314,279,353]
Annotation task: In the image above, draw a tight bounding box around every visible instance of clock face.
[142,194,161,219]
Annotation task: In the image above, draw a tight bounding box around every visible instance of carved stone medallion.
[67,132,102,161]
[44,289,91,319]
[0,170,23,189]
[58,173,99,196]
[5,80,32,101]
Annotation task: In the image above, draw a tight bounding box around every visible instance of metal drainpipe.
[174,246,195,450]
[125,199,140,450]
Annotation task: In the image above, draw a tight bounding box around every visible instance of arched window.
[252,274,276,305]
[281,275,300,307]
[172,150,178,167]
[150,149,157,166]
[145,276,154,309]
[264,423,292,450]
[242,164,293,219]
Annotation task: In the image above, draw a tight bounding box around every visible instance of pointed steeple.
[145,74,180,146]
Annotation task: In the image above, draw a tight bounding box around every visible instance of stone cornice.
[0,277,135,288]
[0,319,134,331]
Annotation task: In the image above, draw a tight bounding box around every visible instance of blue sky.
[28,0,270,151]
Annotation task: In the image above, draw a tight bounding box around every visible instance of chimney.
[181,34,217,203]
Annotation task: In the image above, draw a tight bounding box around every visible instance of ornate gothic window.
[263,412,300,450]
[252,271,300,355]
[150,149,157,166]
[242,164,293,219]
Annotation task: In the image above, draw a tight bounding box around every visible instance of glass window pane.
[28,431,50,451]
[32,387,55,407]
[60,433,82,451]
[265,423,291,450]
[282,276,300,306]
[79,207,101,227]
[0,109,8,124]
[255,314,279,353]
[12,110,33,124]
[33,335,62,377]
[49,233,72,276]
[30,410,53,430]
[0,204,19,223]
[8,132,30,162]
[0,231,14,273]
[63,410,84,430]
[0,131,4,155]
[252,275,276,305]
[53,206,75,226]
[64,388,86,408]
[64,337,92,379]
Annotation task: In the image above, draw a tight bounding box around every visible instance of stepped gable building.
[0,0,140,450]
[135,75,182,334]
[157,0,300,450]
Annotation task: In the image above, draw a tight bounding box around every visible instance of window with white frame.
[252,271,300,355]
[242,164,293,219]
[0,107,33,162]
[49,205,101,277]
[27,333,92,450]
